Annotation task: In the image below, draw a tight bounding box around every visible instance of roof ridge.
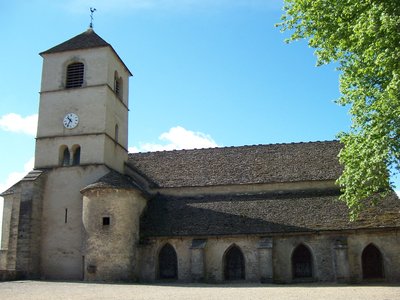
[128,139,340,156]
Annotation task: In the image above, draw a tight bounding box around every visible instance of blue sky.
[0,1,397,224]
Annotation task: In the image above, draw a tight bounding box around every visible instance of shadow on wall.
[140,194,314,237]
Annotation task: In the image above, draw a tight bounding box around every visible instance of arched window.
[114,71,119,94]
[115,124,119,143]
[72,145,81,166]
[114,71,123,99]
[66,62,84,88]
[158,243,178,280]
[292,244,313,279]
[362,244,384,279]
[224,245,245,280]
[118,77,123,98]
[59,145,70,166]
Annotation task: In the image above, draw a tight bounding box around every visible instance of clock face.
[63,113,79,129]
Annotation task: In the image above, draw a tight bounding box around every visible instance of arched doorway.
[158,243,178,280]
[362,244,384,279]
[292,244,313,279]
[224,245,245,280]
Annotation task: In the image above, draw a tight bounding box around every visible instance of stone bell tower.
[34,29,132,279]
[36,28,132,172]
[0,28,135,281]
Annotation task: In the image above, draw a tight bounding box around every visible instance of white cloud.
[129,126,220,152]
[0,113,38,136]
[0,158,35,196]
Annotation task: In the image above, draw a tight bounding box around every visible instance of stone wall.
[15,175,45,278]
[0,270,24,281]
[0,191,21,271]
[347,230,400,282]
[272,234,337,283]
[0,172,45,279]
[152,180,337,198]
[138,229,400,283]
[40,165,109,280]
[138,236,275,283]
[82,188,147,281]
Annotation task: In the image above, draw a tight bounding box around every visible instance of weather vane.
[89,7,97,29]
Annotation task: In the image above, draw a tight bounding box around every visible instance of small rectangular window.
[65,208,68,223]
[102,217,110,226]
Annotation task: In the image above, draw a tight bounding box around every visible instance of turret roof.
[81,170,142,193]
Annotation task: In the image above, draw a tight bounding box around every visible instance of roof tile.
[140,191,400,237]
[40,29,109,55]
[128,141,342,188]
[81,170,141,193]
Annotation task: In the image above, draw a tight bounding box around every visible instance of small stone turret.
[81,171,147,281]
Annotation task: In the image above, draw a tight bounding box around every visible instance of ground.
[0,281,399,300]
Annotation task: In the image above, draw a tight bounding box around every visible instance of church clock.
[63,113,79,129]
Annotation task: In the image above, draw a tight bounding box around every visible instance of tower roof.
[40,29,132,75]
[40,28,110,55]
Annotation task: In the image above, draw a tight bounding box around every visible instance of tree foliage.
[278,0,400,219]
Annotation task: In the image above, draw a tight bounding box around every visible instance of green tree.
[278,0,400,219]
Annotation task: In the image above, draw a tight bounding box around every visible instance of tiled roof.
[40,29,132,76]
[140,191,400,237]
[40,29,110,55]
[81,170,141,193]
[0,170,44,196]
[127,141,342,188]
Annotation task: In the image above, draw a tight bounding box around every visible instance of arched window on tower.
[118,77,123,99]
[66,62,84,88]
[59,145,70,166]
[224,245,245,280]
[158,243,178,280]
[72,145,81,166]
[114,71,123,99]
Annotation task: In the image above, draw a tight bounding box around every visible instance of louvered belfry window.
[115,78,120,95]
[66,62,84,88]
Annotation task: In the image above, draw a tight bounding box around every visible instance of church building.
[1,29,399,283]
